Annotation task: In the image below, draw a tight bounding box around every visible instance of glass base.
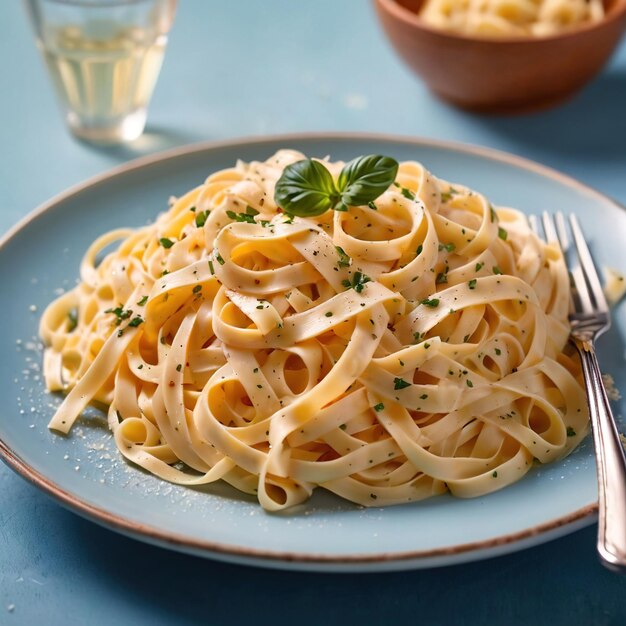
[66,108,147,145]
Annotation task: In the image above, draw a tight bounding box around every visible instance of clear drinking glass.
[24,0,177,144]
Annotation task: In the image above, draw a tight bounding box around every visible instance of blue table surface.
[2,1,626,624]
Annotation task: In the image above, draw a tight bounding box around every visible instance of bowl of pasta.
[374,0,626,112]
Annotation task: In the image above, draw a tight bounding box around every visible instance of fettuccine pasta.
[40,150,588,511]
[419,0,605,37]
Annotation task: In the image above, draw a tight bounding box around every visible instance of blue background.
[1,0,626,623]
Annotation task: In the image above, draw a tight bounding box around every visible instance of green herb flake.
[215,254,225,265]
[176,364,182,372]
[343,271,371,293]
[367,201,378,210]
[192,285,202,294]
[373,403,385,412]
[339,423,347,430]
[400,187,415,201]
[137,296,148,306]
[498,227,508,241]
[468,279,477,290]
[195,211,208,227]
[325,311,333,317]
[159,237,174,249]
[475,262,484,272]
[105,306,132,325]
[67,309,78,332]
[420,394,428,400]
[495,348,502,356]
[421,298,440,308]
[226,210,256,224]
[466,379,473,388]
[493,266,502,275]
[567,426,576,437]
[335,246,351,268]
[128,316,144,328]
[416,244,423,256]
[492,471,498,478]
[438,242,455,253]
[393,377,411,390]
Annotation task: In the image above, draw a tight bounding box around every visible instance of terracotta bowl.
[374,0,626,112]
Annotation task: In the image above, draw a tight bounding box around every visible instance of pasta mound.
[41,150,588,511]
[419,0,605,38]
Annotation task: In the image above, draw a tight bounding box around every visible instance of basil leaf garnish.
[274,159,339,217]
[337,155,399,208]
[274,154,399,217]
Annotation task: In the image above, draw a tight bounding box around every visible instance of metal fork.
[530,212,626,572]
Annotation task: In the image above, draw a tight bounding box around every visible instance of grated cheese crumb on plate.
[602,373,622,402]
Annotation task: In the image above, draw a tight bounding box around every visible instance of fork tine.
[569,214,609,313]
[528,214,541,236]
[554,212,594,314]
[554,212,569,248]
[530,213,593,313]
[542,211,558,243]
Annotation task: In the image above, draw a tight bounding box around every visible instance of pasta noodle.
[419,0,605,37]
[40,150,588,511]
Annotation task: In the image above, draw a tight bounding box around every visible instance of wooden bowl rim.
[376,0,626,45]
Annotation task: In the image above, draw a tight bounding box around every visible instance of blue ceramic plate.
[2,134,625,572]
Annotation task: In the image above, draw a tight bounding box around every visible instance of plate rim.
[1,131,616,568]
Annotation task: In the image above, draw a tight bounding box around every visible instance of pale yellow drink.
[40,23,165,143]
[25,0,176,144]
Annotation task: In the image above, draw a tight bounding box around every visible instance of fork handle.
[575,338,626,572]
